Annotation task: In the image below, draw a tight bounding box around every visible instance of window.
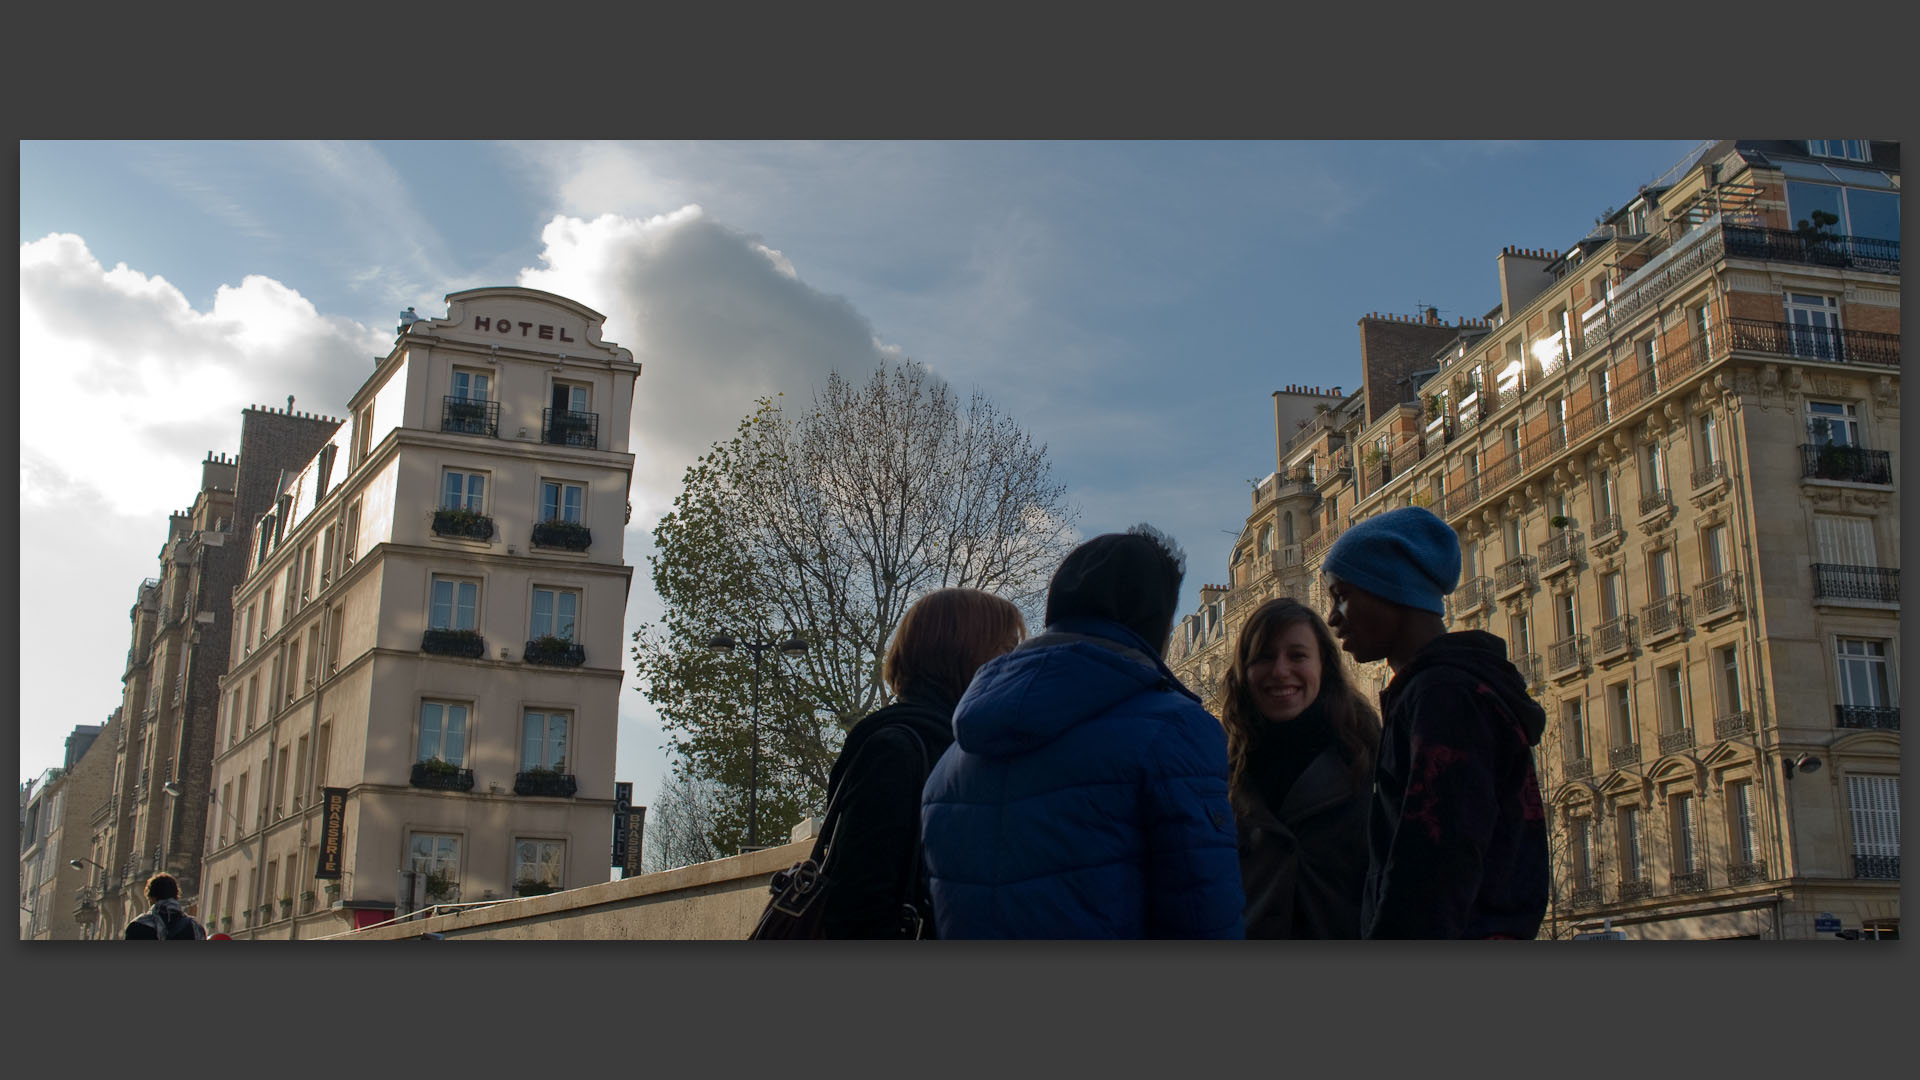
[541,480,585,525]
[451,368,492,402]
[1510,612,1531,657]
[341,500,361,570]
[1591,367,1612,425]
[262,588,275,637]
[313,722,331,799]
[1608,682,1634,748]
[220,782,233,845]
[1618,805,1644,881]
[354,404,374,469]
[1805,400,1861,448]
[1643,441,1667,497]
[1695,412,1720,471]
[294,734,310,806]
[236,773,250,836]
[1555,591,1578,640]
[408,833,461,902]
[282,640,300,706]
[1787,177,1900,242]
[303,624,320,689]
[300,544,316,603]
[274,746,290,817]
[320,526,336,586]
[1562,699,1586,759]
[1648,548,1674,600]
[418,701,470,766]
[265,859,278,913]
[1716,644,1743,714]
[1785,293,1842,361]
[553,381,590,414]
[1670,793,1698,874]
[1635,335,1658,381]
[442,469,486,512]
[1813,513,1876,565]
[327,605,344,675]
[1600,571,1625,620]
[513,838,566,896]
[1690,300,1712,353]
[522,710,570,772]
[1658,664,1688,735]
[1807,139,1867,162]
[243,675,258,736]
[1461,538,1479,579]
[1503,513,1523,560]
[1727,781,1757,865]
[1592,468,1616,524]
[283,860,299,908]
[1836,638,1893,708]
[240,604,255,656]
[429,576,479,631]
[1256,524,1273,555]
[1282,512,1294,545]
[1846,775,1901,875]
[1570,817,1594,888]
[1702,524,1730,579]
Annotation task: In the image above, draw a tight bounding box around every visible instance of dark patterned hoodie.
[1361,630,1548,939]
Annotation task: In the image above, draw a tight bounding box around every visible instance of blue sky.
[19,138,1707,808]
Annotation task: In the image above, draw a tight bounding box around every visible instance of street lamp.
[706,630,810,850]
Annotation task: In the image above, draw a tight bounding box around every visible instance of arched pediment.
[1830,730,1901,757]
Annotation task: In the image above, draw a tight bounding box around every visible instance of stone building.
[1169,139,1901,940]
[19,726,115,940]
[198,287,639,938]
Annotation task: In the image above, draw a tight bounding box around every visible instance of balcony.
[1442,476,1482,520]
[1540,531,1583,573]
[1562,757,1593,782]
[1694,573,1744,621]
[1638,489,1672,518]
[1618,879,1653,902]
[72,887,99,924]
[421,629,486,658]
[514,770,578,798]
[1516,653,1545,691]
[1494,555,1537,597]
[530,520,592,552]
[1657,727,1695,755]
[1690,460,1726,490]
[1548,634,1589,678]
[1570,885,1604,908]
[1641,595,1687,644]
[1669,870,1709,895]
[410,760,476,792]
[1727,861,1768,886]
[1721,224,1900,273]
[440,396,500,437]
[1834,705,1900,731]
[1801,444,1892,485]
[1852,855,1899,880]
[1811,564,1899,604]
[1451,576,1494,619]
[523,636,586,667]
[1713,711,1754,740]
[1594,614,1637,661]
[1608,743,1640,769]
[1724,319,1901,368]
[543,408,600,449]
[431,508,495,541]
[1589,513,1623,546]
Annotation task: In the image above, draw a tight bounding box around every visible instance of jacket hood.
[950,617,1191,757]
[1396,630,1546,745]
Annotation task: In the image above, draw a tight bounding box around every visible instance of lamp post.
[706,630,810,850]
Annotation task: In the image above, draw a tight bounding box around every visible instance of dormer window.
[1807,140,1868,162]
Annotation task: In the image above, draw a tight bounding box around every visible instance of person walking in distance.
[1320,507,1549,940]
[1220,598,1379,938]
[124,872,209,940]
[920,525,1244,939]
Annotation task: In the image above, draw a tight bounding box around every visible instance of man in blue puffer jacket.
[920,525,1245,938]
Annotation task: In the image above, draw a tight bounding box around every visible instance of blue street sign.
[1814,915,1842,933]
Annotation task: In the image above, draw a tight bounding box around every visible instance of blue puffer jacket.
[920,618,1245,939]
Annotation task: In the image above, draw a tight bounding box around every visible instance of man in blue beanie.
[1321,506,1548,939]
[920,524,1245,938]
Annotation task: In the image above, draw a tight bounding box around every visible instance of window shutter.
[1813,514,1875,565]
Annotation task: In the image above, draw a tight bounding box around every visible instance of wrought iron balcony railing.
[1540,531,1583,572]
[523,637,586,667]
[1608,742,1640,769]
[1548,634,1589,676]
[1691,460,1726,490]
[1834,705,1900,731]
[409,761,476,791]
[1721,224,1900,273]
[1451,576,1494,618]
[1562,757,1593,782]
[1658,727,1695,754]
[1727,861,1768,886]
[1694,573,1743,619]
[1590,513,1623,545]
[1494,555,1537,596]
[1641,594,1687,642]
[514,771,578,798]
[1517,653,1545,690]
[431,508,495,540]
[1669,870,1709,895]
[1713,710,1753,739]
[441,396,500,437]
[543,408,600,448]
[1801,444,1892,484]
[1570,885,1605,908]
[1594,614,1637,660]
[1725,318,1901,368]
[530,520,592,551]
[1811,564,1900,604]
[1618,879,1653,902]
[1852,854,1899,880]
[1638,489,1672,517]
[421,629,486,658]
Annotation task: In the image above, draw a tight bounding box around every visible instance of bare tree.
[641,764,730,873]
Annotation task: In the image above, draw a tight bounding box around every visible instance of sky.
[18,138,1708,809]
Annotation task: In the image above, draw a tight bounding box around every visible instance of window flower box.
[530,520,592,551]
[514,769,578,798]
[431,507,495,541]
[411,758,477,791]
[421,629,486,658]
[523,635,586,667]
[514,879,562,898]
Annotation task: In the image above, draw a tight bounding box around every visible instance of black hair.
[1044,523,1187,654]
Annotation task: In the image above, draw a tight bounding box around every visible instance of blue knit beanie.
[1320,507,1461,615]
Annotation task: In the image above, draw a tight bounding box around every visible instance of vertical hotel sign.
[316,788,348,879]
[612,782,632,869]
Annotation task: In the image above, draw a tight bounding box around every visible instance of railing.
[1834,705,1900,731]
[1727,861,1768,886]
[1713,711,1753,739]
[1589,513,1622,545]
[524,638,587,667]
[1724,319,1902,368]
[1442,476,1482,520]
[1800,444,1892,484]
[1852,855,1899,880]
[543,408,600,448]
[1594,614,1636,660]
[1479,453,1521,492]
[1548,634,1589,676]
[441,396,500,437]
[1811,564,1900,604]
[1618,879,1653,902]
[514,771,579,798]
[421,629,486,658]
[410,761,477,791]
[1391,439,1423,476]
[1540,531,1583,572]
[1669,870,1709,895]
[1452,576,1494,617]
[1721,224,1900,273]
[1658,727,1695,754]
[1570,885,1605,908]
[1608,743,1640,769]
[1304,523,1343,559]
[1641,595,1687,641]
[1494,555,1537,596]
[1516,653,1545,690]
[530,520,593,551]
[431,509,495,540]
[1567,398,1605,443]
[1691,460,1726,490]
[1695,573,1743,619]
[1562,757,1593,782]
[1638,489,1672,517]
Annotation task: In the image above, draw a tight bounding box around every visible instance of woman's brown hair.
[1219,597,1381,795]
[883,588,1027,704]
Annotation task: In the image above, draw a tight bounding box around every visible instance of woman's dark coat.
[1235,732,1371,939]
[818,692,955,939]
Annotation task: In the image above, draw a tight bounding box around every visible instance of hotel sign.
[316,788,347,879]
[612,782,632,867]
[472,315,576,342]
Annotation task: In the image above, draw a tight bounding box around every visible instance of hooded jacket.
[1361,630,1549,940]
[1235,703,1372,939]
[124,898,208,940]
[920,617,1245,939]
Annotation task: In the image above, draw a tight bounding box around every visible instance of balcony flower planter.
[411,758,477,791]
[421,629,486,658]
[431,508,495,541]
[523,635,586,667]
[279,898,293,916]
[514,769,578,798]
[423,871,458,904]
[221,916,233,929]
[323,884,340,902]
[514,879,561,898]
[530,519,592,551]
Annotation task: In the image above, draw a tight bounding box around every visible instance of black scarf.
[1247,697,1335,814]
